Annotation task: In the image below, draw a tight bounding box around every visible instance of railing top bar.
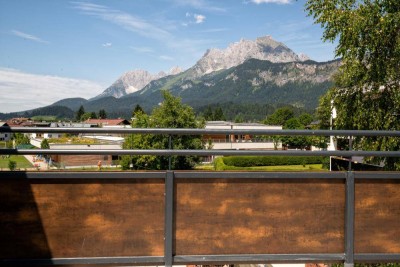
[2,148,400,157]
[1,126,400,137]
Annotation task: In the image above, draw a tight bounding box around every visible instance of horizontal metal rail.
[1,148,400,157]
[3,253,400,266]
[1,126,400,137]
[0,256,164,266]
[173,254,346,264]
[2,171,399,180]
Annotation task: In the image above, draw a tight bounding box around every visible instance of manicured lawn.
[0,155,33,170]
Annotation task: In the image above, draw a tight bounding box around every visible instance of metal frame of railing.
[1,127,400,266]
[1,126,400,158]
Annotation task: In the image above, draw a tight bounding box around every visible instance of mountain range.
[0,35,339,121]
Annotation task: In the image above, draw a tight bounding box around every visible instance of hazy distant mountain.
[92,67,183,100]
[0,105,75,120]
[51,98,88,110]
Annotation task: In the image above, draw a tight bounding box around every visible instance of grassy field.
[0,155,33,170]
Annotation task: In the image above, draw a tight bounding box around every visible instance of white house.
[204,121,282,150]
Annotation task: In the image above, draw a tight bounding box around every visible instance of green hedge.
[221,156,326,167]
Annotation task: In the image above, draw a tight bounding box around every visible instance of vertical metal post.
[164,171,174,267]
[168,135,172,170]
[348,136,353,171]
[345,171,355,267]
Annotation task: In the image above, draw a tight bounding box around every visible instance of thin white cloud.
[130,46,154,53]
[11,30,49,44]
[173,0,226,12]
[200,28,228,33]
[0,68,103,113]
[160,55,175,61]
[72,1,171,41]
[194,14,206,24]
[248,0,292,4]
[102,42,112,47]
[72,2,219,62]
[185,13,206,24]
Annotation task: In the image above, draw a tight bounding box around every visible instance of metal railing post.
[164,171,174,267]
[348,136,353,171]
[168,135,172,170]
[345,171,355,267]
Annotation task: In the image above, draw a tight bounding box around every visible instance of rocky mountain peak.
[169,66,183,75]
[191,35,309,77]
[91,67,183,100]
[255,35,282,48]
[298,53,311,61]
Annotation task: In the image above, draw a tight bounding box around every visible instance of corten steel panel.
[0,177,165,259]
[355,179,400,253]
[175,178,345,255]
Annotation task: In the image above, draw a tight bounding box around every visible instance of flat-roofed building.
[204,121,282,150]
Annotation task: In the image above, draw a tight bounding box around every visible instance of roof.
[205,121,282,130]
[6,117,33,127]
[85,119,130,126]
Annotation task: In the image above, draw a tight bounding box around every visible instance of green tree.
[307,0,400,169]
[316,89,334,130]
[40,138,50,149]
[213,107,226,121]
[298,113,313,127]
[132,104,144,117]
[264,107,294,125]
[234,113,245,123]
[80,112,92,122]
[203,106,214,121]
[90,111,98,119]
[98,109,107,119]
[281,118,312,149]
[13,133,30,146]
[76,105,85,121]
[121,91,204,170]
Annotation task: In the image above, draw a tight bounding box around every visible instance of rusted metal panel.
[0,177,165,259]
[355,179,400,253]
[174,178,345,255]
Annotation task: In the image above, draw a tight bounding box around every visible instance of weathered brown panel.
[175,178,345,255]
[355,179,400,253]
[0,177,164,259]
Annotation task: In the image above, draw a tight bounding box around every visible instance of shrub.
[222,156,326,167]
[8,160,17,171]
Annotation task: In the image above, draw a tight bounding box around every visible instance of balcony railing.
[0,126,400,266]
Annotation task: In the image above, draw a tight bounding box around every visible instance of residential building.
[204,121,282,150]
[85,119,131,128]
[0,122,11,142]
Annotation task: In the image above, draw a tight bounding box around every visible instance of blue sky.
[0,0,337,113]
